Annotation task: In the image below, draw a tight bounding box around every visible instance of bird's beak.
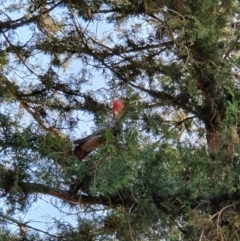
[113,110,124,119]
[113,110,119,118]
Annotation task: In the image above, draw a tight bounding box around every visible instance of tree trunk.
[205,109,221,153]
[206,124,218,152]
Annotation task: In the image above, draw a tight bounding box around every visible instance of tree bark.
[19,182,109,206]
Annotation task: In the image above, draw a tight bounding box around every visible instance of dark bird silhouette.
[74,100,124,161]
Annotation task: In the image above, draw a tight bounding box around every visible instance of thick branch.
[1,167,239,218]
[18,182,109,206]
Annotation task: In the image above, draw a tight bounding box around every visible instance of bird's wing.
[73,120,116,161]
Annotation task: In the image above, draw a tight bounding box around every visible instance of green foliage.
[0,50,7,67]
[224,86,239,126]
[1,0,240,240]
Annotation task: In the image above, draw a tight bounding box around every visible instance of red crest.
[112,99,124,116]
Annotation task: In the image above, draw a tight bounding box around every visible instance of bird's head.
[112,99,124,118]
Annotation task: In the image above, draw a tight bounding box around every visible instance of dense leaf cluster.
[1,0,240,240]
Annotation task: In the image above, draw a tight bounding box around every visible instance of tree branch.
[0,1,62,31]
[15,182,110,206]
[0,212,59,238]
[224,34,240,60]
[0,73,63,138]
[129,82,200,116]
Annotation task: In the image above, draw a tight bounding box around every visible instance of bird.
[73,99,124,161]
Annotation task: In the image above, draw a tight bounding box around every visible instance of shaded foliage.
[1,0,240,240]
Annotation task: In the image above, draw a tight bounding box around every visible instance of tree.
[1,0,240,240]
